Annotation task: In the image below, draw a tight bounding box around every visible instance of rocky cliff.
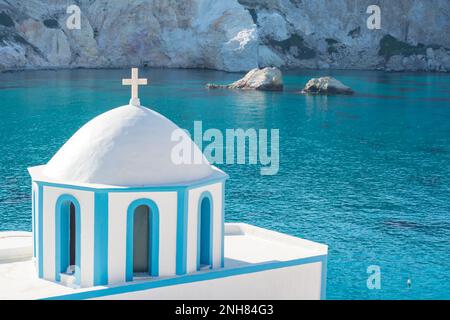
[0,0,449,72]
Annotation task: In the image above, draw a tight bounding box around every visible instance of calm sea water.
[0,68,449,299]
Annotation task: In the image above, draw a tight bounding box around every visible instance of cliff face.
[0,0,449,72]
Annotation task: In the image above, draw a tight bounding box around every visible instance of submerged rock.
[301,77,354,95]
[207,67,283,91]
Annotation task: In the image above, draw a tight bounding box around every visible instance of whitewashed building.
[28,69,226,288]
[0,68,328,300]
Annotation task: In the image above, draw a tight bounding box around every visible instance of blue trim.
[94,193,108,286]
[33,179,226,281]
[126,199,160,281]
[32,176,228,193]
[176,189,188,275]
[38,184,44,278]
[55,194,81,285]
[320,255,328,300]
[197,192,213,271]
[32,189,36,258]
[45,255,328,300]
[221,182,225,268]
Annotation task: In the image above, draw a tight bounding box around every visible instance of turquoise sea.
[0,68,449,299]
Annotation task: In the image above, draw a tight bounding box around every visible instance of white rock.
[302,77,354,95]
[60,13,103,67]
[196,0,258,72]
[0,44,28,70]
[221,28,259,72]
[17,19,71,66]
[258,45,284,68]
[207,67,283,91]
[257,12,289,41]
[1,0,450,72]
[0,0,259,72]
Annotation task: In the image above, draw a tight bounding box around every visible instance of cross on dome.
[122,68,148,107]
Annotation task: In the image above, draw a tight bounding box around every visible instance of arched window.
[197,193,213,271]
[126,199,159,281]
[55,195,81,285]
[133,205,150,274]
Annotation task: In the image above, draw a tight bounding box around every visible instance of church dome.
[44,105,216,186]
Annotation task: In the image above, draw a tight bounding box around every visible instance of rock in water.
[229,67,283,91]
[302,77,354,95]
[205,83,227,89]
[207,67,283,91]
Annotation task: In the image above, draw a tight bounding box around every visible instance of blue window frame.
[197,192,213,270]
[126,199,160,281]
[55,194,81,285]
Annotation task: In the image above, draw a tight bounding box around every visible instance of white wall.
[41,186,95,287]
[186,183,223,273]
[96,262,323,300]
[107,192,178,284]
[39,182,223,288]
[32,182,38,262]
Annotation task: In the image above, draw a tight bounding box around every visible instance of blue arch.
[126,199,160,281]
[55,194,81,285]
[197,191,213,271]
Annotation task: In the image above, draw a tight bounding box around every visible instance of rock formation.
[301,77,354,95]
[0,0,449,72]
[207,67,283,91]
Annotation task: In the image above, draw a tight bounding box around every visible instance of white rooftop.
[0,224,327,300]
[40,104,221,187]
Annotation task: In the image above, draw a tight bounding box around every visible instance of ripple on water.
[0,68,449,299]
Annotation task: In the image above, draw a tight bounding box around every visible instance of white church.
[0,68,328,300]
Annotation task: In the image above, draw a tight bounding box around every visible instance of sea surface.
[0,68,449,299]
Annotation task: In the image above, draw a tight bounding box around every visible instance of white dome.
[44,105,216,186]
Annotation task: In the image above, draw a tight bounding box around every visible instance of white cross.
[122,68,148,107]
